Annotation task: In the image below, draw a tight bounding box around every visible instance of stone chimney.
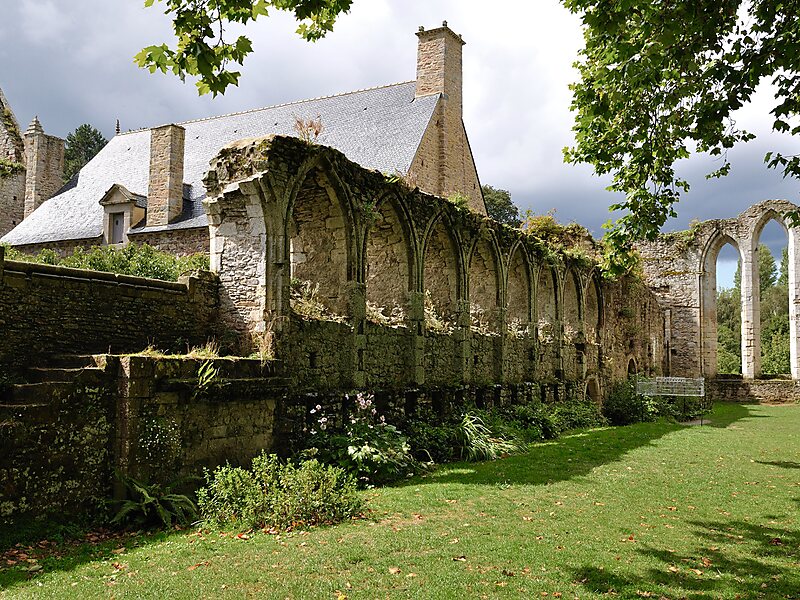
[415,21,464,119]
[23,116,65,218]
[412,22,485,215]
[147,124,185,227]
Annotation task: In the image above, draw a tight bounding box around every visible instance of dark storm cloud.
[1,0,796,242]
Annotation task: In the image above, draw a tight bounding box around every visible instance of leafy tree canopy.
[562,0,800,274]
[482,184,521,226]
[137,0,352,96]
[64,124,107,182]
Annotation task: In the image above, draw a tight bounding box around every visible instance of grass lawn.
[2,403,799,599]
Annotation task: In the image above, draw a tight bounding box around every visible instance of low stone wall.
[0,356,285,524]
[0,247,219,370]
[0,379,115,522]
[707,377,800,404]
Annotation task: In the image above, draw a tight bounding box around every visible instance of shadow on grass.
[419,403,754,488]
[572,518,800,599]
[756,460,800,470]
[0,527,181,590]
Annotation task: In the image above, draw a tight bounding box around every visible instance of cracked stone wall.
[365,198,411,313]
[203,135,665,402]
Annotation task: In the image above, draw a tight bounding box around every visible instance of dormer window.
[99,183,146,246]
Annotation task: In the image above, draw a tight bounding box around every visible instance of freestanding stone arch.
[640,199,800,380]
[699,231,743,378]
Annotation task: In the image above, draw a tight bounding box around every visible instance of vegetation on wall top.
[1,243,209,282]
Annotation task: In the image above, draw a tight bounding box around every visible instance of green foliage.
[138,0,352,96]
[446,192,470,211]
[519,210,591,257]
[1,243,209,282]
[192,360,220,401]
[405,398,605,466]
[458,412,524,462]
[63,124,107,181]
[111,473,197,529]
[562,0,800,270]
[137,417,181,474]
[602,380,670,426]
[303,393,420,486]
[197,452,363,531]
[481,184,520,226]
[0,157,24,179]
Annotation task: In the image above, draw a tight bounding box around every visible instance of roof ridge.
[117,80,416,136]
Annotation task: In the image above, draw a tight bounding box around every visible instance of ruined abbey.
[0,24,794,521]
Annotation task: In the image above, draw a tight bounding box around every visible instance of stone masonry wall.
[0,89,26,238]
[638,200,800,380]
[23,123,64,218]
[203,135,666,402]
[0,247,219,371]
[0,356,285,524]
[0,171,25,237]
[128,226,209,256]
[147,124,185,227]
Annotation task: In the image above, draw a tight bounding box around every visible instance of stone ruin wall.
[638,199,800,381]
[203,135,667,401]
[0,135,669,523]
[0,89,26,237]
[0,247,219,371]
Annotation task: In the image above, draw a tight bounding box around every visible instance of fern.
[112,473,198,528]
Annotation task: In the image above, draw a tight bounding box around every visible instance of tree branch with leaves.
[562,0,800,274]
[136,0,352,96]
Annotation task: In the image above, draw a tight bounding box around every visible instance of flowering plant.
[303,393,420,487]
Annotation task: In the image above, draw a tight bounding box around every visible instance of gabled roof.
[2,81,440,246]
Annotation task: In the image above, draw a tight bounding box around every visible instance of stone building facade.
[1,24,484,255]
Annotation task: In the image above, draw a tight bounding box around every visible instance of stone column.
[788,227,800,379]
[408,291,426,385]
[204,176,274,352]
[741,240,761,379]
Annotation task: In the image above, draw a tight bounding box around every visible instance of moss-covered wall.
[0,248,219,371]
[204,135,666,401]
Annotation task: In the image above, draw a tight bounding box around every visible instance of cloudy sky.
[1,0,797,283]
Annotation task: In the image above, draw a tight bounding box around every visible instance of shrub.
[405,411,462,463]
[197,453,363,531]
[552,397,607,431]
[304,393,421,486]
[1,243,208,282]
[602,380,675,425]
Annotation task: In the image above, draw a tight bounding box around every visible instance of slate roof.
[2,82,439,246]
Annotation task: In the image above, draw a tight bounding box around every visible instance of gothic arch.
[363,193,417,317]
[535,264,559,346]
[699,230,743,377]
[467,231,502,333]
[421,211,463,322]
[286,165,356,316]
[506,242,533,329]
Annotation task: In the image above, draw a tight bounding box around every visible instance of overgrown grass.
[3,403,799,598]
